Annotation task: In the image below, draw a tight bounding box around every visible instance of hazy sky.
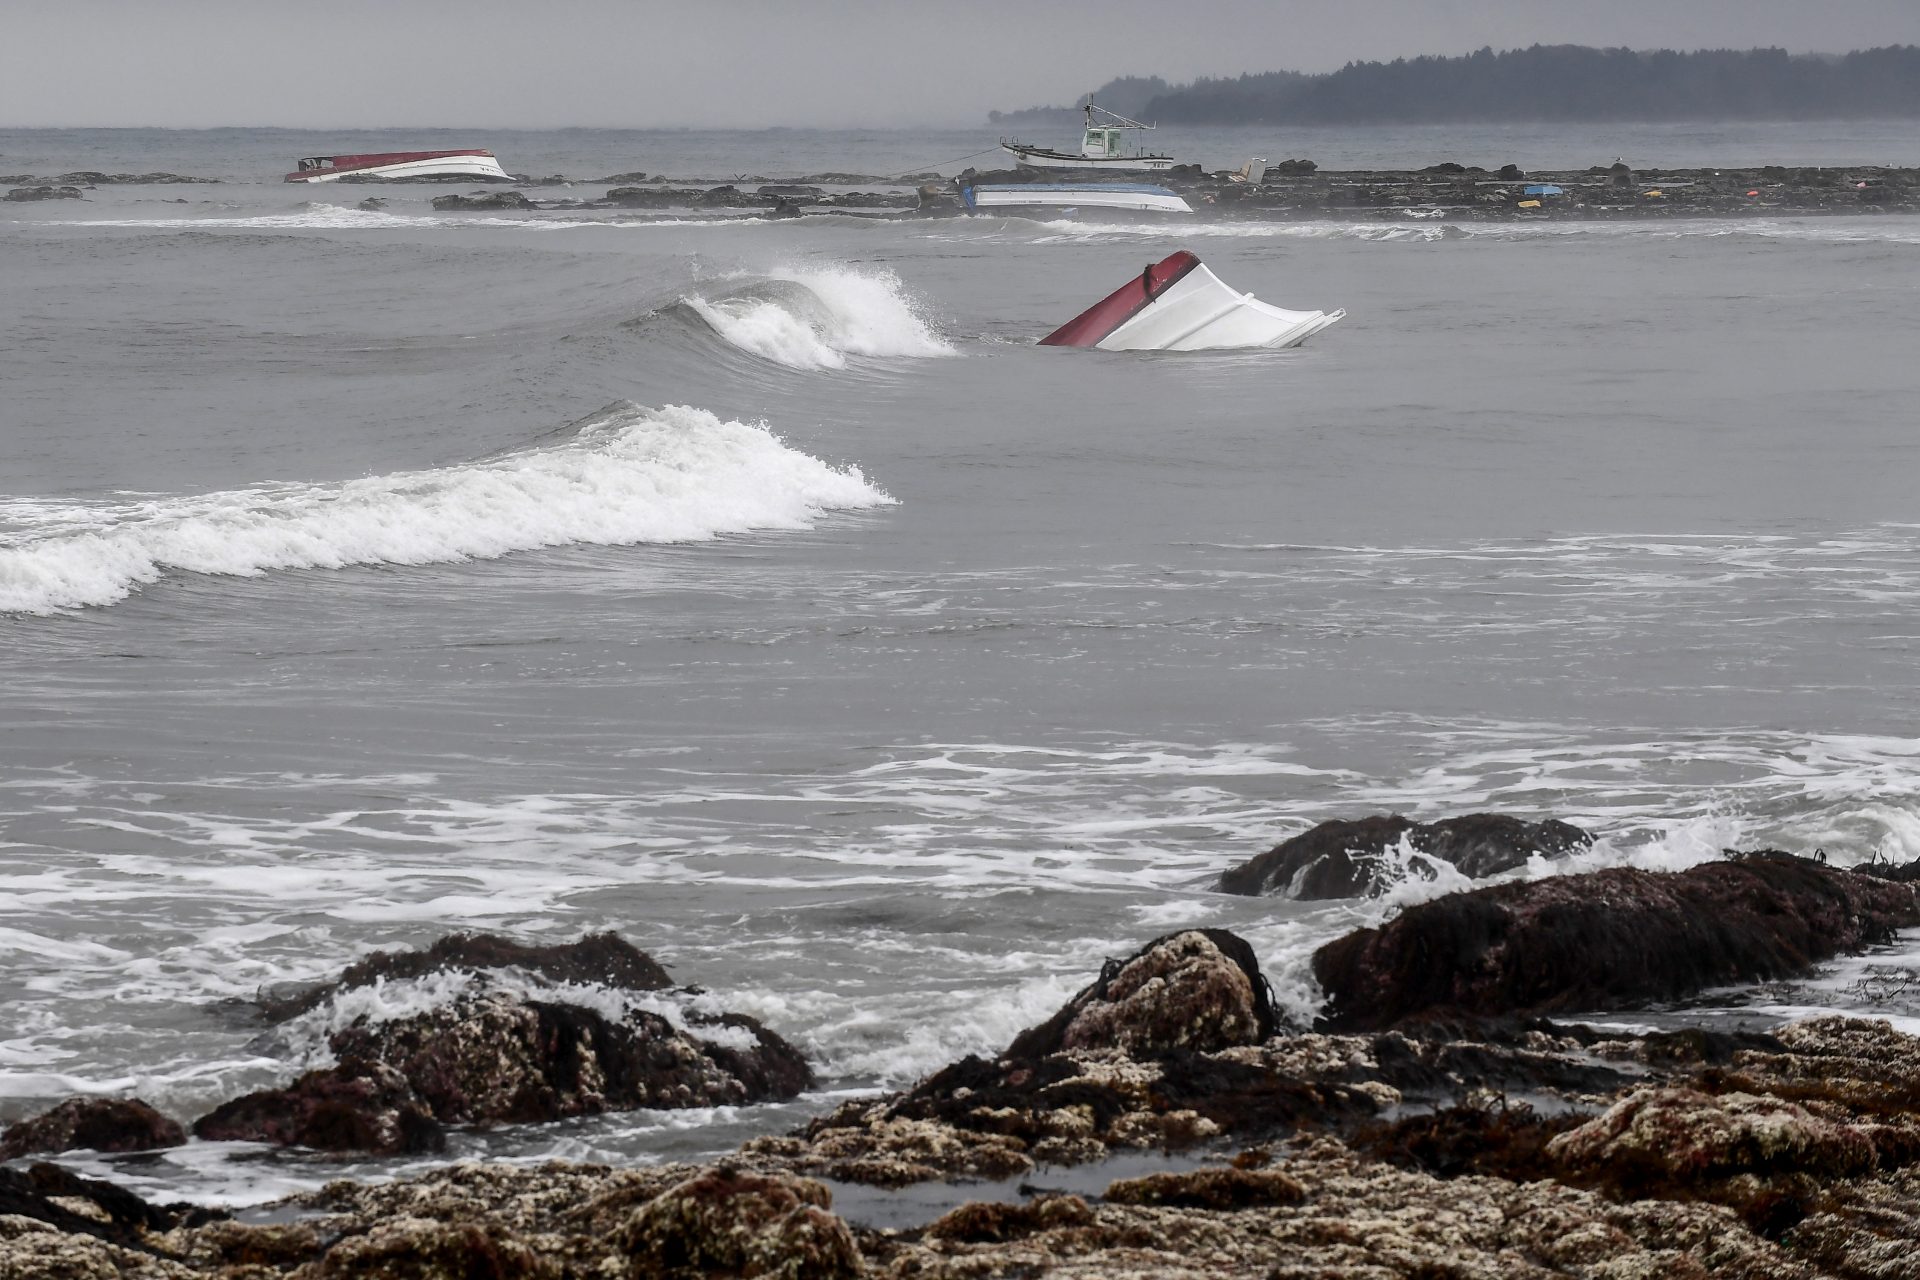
[7,0,1920,129]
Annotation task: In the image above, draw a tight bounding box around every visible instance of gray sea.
[5,121,1920,1204]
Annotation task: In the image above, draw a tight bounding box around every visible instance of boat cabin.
[296,157,335,172]
[1081,128,1130,159]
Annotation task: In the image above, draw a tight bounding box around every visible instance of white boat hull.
[967,184,1192,215]
[289,155,513,184]
[1097,262,1345,351]
[1002,144,1176,172]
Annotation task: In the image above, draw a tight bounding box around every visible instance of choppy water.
[5,124,1920,1204]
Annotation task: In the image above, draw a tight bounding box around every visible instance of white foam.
[683,266,956,370]
[0,402,893,614]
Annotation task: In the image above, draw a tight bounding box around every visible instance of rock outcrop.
[430,189,535,211]
[5,185,83,201]
[256,930,672,1021]
[1218,813,1592,897]
[199,933,809,1153]
[0,1096,184,1158]
[1314,853,1920,1029]
[1005,928,1276,1058]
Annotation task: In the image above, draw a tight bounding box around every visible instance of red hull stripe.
[1038,250,1202,348]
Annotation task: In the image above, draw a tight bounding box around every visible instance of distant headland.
[989,44,1920,127]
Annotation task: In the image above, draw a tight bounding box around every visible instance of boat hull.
[1001,144,1176,172]
[964,183,1192,217]
[1040,251,1345,351]
[284,151,512,183]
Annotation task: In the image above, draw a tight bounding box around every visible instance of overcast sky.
[7,0,1920,129]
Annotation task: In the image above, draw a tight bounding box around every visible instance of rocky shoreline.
[9,160,1918,221]
[9,828,1920,1277]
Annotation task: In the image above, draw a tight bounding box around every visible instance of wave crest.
[681,265,955,370]
[0,402,893,614]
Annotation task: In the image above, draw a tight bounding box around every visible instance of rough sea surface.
[4,122,1920,1203]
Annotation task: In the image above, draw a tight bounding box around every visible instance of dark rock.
[1005,928,1276,1059]
[1422,161,1469,174]
[0,1096,184,1158]
[923,1195,1094,1242]
[1498,162,1526,179]
[327,994,813,1125]
[0,1162,195,1250]
[430,189,534,211]
[1103,1165,1307,1209]
[259,930,671,1021]
[1270,158,1317,175]
[603,185,677,208]
[5,185,83,201]
[49,170,214,184]
[1218,813,1592,898]
[598,170,649,183]
[1314,854,1920,1030]
[192,1058,446,1155]
[614,1168,862,1279]
[355,197,387,211]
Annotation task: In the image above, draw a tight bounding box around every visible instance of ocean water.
[5,123,1920,1204]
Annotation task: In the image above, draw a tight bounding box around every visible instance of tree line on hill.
[989,45,1920,126]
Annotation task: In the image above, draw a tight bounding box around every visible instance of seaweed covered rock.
[615,1168,862,1279]
[5,185,83,201]
[191,1058,445,1155]
[1005,928,1276,1058]
[328,993,812,1124]
[1548,1086,1880,1185]
[202,991,810,1153]
[0,1096,184,1158]
[1314,854,1920,1029]
[1218,813,1591,898]
[258,930,672,1020]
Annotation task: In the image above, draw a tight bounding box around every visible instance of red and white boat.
[283,150,512,183]
[1040,251,1345,351]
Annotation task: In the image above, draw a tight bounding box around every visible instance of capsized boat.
[1039,250,1345,351]
[1000,102,1176,172]
[960,180,1192,217]
[283,150,512,183]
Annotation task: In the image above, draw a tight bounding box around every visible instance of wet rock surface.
[1314,853,1920,1028]
[429,188,536,210]
[1218,812,1592,897]
[0,1097,185,1159]
[18,886,1920,1276]
[5,185,84,201]
[256,929,672,1021]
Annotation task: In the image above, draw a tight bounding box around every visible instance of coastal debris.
[1039,250,1344,351]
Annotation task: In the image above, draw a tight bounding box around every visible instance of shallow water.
[5,124,1920,1202]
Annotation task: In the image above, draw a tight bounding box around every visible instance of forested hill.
[992,46,1920,126]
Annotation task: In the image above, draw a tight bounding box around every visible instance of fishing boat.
[959,180,1192,217]
[1000,102,1176,172]
[283,150,512,183]
[1040,250,1344,351]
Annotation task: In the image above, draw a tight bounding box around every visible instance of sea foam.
[0,402,892,614]
[683,265,955,371]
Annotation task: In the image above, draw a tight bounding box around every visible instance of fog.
[7,0,1920,129]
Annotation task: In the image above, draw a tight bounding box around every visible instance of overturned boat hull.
[284,150,512,183]
[961,182,1192,217]
[1040,250,1345,351]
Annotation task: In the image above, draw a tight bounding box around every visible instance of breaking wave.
[0,402,893,615]
[679,266,955,371]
